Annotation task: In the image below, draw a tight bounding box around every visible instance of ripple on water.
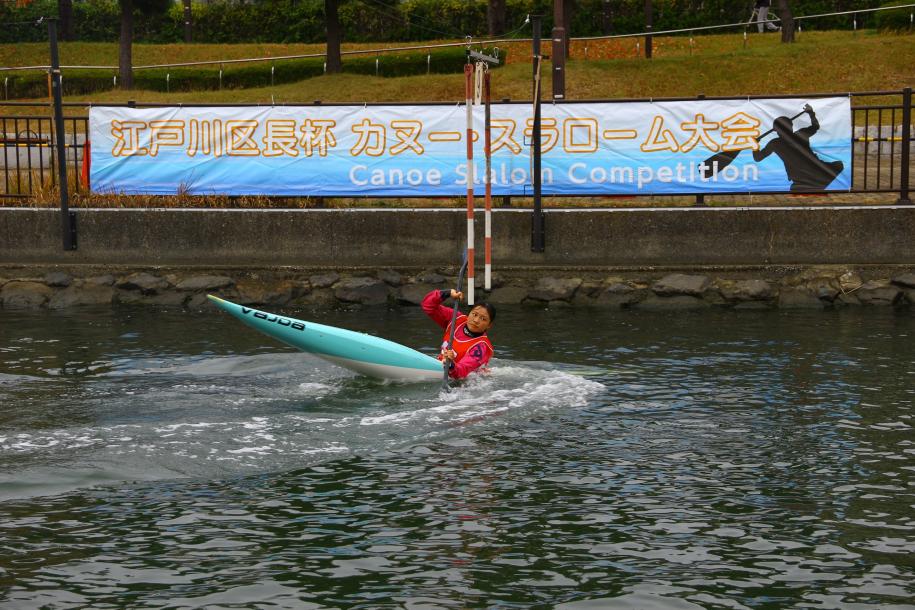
[1,307,914,608]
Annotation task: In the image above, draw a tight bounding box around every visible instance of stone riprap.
[2,266,915,311]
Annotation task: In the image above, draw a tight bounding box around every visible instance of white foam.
[360,363,605,427]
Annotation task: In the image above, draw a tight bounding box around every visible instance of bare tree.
[775,0,795,43]
[58,0,74,40]
[326,0,342,74]
[183,0,193,43]
[119,0,134,89]
[564,0,575,58]
[488,0,506,36]
[118,0,171,90]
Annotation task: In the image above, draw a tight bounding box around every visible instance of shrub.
[0,0,898,44]
[874,1,914,31]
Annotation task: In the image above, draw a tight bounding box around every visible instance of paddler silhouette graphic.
[752,103,844,192]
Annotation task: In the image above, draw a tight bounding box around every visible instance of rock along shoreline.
[2,266,915,311]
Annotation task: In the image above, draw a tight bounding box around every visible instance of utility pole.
[552,0,566,100]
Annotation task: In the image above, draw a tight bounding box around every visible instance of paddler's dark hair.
[471,301,496,324]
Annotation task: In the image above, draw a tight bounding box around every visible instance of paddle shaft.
[756,108,809,141]
[442,253,469,389]
[701,108,809,176]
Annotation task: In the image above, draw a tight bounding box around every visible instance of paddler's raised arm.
[421,289,461,329]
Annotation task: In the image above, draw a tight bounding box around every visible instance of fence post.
[48,19,76,251]
[898,87,912,205]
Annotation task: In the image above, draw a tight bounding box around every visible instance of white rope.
[473,61,484,106]
[2,3,911,73]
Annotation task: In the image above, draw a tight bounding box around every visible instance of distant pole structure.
[552,0,566,100]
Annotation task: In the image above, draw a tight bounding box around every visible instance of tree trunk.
[644,0,653,59]
[776,0,795,43]
[58,0,74,41]
[325,0,342,74]
[487,0,506,36]
[564,0,575,59]
[183,0,193,43]
[119,0,134,90]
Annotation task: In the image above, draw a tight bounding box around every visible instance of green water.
[1,305,913,608]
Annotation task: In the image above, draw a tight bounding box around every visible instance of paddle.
[442,250,469,390]
[699,108,808,179]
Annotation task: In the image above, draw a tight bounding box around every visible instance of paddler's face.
[466,306,492,333]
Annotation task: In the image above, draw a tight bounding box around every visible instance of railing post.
[531,15,545,253]
[48,18,76,251]
[898,87,912,204]
[695,93,706,206]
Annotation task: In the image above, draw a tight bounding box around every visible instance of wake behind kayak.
[208,295,443,383]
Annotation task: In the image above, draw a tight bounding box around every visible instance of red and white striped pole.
[483,68,492,292]
[464,62,475,306]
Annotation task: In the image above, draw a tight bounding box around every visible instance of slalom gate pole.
[464,62,475,306]
[484,67,492,292]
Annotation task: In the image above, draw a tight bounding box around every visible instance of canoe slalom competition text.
[89,98,852,196]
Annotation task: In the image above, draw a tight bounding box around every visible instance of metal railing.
[0,89,911,204]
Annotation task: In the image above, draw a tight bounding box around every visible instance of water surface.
[1,305,913,608]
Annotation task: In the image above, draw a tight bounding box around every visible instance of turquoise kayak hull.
[208,295,443,383]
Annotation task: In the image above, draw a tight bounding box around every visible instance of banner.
[89,98,851,196]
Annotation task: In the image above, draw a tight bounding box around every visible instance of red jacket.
[421,290,493,379]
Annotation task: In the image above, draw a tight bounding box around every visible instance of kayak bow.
[208,295,443,383]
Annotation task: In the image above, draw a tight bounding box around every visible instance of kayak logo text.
[241,307,306,331]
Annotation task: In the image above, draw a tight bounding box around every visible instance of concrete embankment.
[1,207,914,310]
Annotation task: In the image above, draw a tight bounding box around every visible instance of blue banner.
[89,98,851,196]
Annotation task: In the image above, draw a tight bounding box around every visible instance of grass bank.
[1,31,912,105]
[2,30,911,209]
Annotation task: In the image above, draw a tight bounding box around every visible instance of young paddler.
[421,289,495,379]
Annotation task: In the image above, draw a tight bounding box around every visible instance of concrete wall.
[2,206,914,269]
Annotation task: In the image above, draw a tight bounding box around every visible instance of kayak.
[208,295,444,383]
